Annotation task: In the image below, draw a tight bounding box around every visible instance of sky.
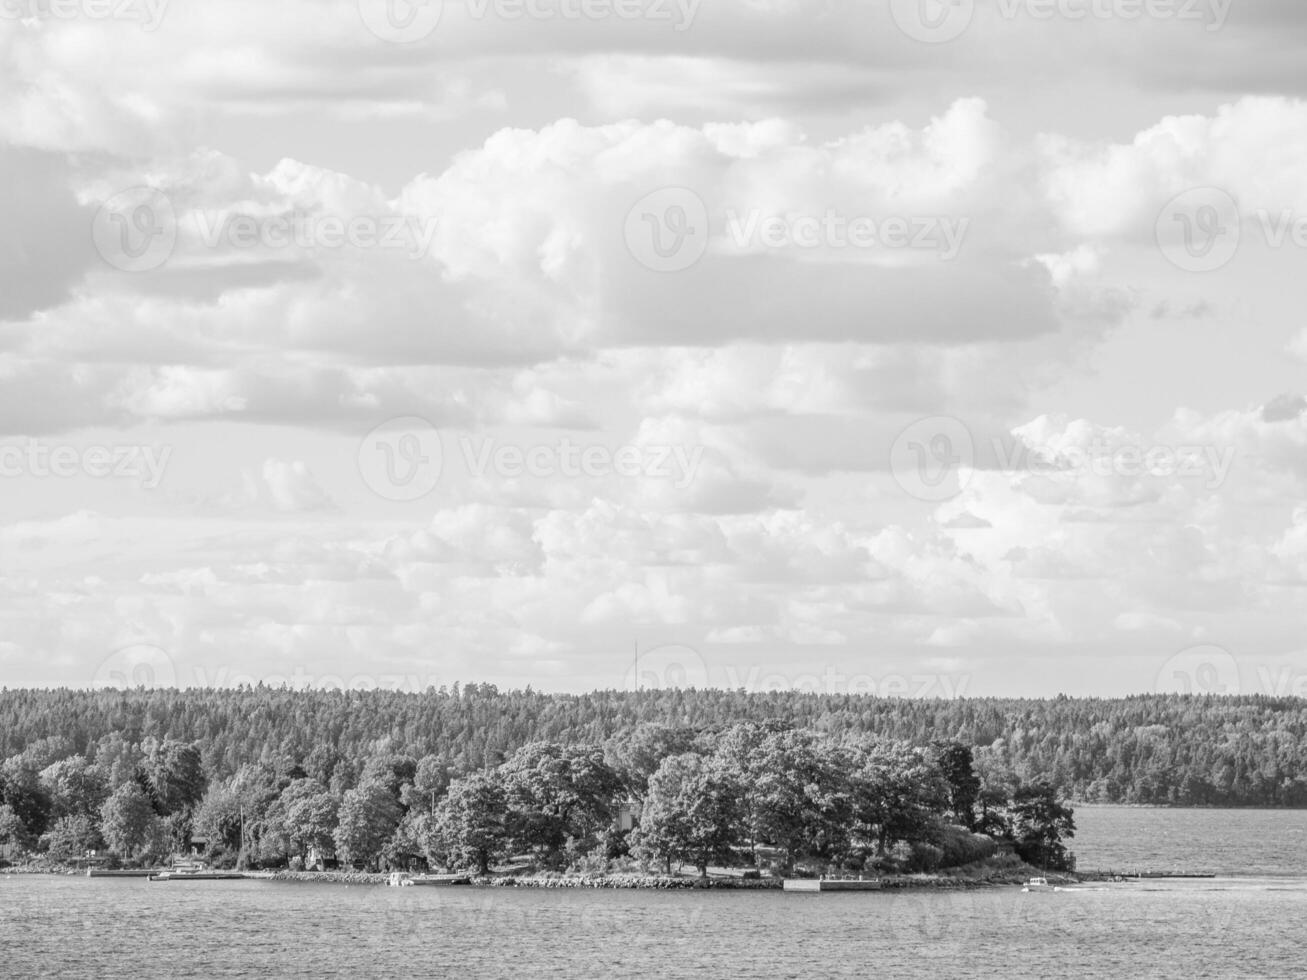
[1,0,1306,698]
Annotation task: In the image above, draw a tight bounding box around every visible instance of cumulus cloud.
[6,8,1307,693]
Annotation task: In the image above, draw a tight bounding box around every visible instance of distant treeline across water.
[1,687,1304,808]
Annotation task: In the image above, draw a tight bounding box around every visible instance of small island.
[0,689,1081,888]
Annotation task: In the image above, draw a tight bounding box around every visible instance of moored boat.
[147,860,247,882]
[388,872,472,886]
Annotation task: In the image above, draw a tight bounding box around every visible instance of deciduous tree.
[431,771,508,874]
[334,781,402,870]
[634,753,742,876]
[99,783,164,860]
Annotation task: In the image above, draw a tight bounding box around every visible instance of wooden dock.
[86,869,157,878]
[783,878,882,892]
[1080,870,1216,881]
[148,871,249,881]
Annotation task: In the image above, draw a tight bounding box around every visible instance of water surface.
[4,806,1304,979]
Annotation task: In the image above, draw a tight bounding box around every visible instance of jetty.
[86,869,156,878]
[1080,870,1216,882]
[783,878,883,892]
[148,870,250,881]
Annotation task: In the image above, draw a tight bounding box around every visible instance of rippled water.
[1073,806,1307,876]
[4,807,1305,979]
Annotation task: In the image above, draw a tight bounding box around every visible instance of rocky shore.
[4,855,1069,890]
[269,870,393,885]
[470,873,781,889]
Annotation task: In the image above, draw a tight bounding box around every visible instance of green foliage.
[141,739,205,815]
[848,739,948,858]
[0,759,52,837]
[742,728,851,870]
[605,723,699,802]
[4,687,1297,806]
[39,814,103,861]
[98,783,164,861]
[192,783,243,856]
[932,823,999,867]
[0,803,34,858]
[400,755,451,814]
[39,756,109,822]
[431,771,508,874]
[634,753,742,875]
[1007,780,1076,872]
[500,742,622,865]
[334,781,402,870]
[285,790,340,861]
[934,741,981,829]
[13,685,1281,874]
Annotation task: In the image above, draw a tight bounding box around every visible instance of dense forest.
[0,686,1083,877]
[1,687,1304,807]
[0,686,1300,875]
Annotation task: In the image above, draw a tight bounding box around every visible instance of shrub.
[907,842,944,872]
[934,824,998,868]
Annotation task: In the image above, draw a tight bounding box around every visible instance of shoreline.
[4,859,1070,890]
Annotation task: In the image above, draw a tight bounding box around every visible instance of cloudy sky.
[2,0,1306,697]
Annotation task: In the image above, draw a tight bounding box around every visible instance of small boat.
[148,860,245,881]
[1022,877,1052,892]
[388,872,473,887]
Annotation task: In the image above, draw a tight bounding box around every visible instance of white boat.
[148,862,246,882]
[1022,877,1052,892]
[388,871,472,886]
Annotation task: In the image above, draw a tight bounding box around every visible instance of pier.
[86,869,155,878]
[1080,870,1216,882]
[782,878,883,892]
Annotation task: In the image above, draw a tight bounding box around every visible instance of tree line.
[1,687,1304,807]
[0,719,1076,875]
